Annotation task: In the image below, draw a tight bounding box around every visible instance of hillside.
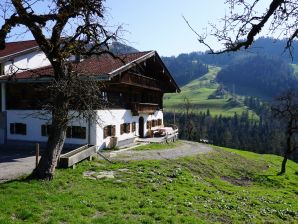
[164,66,258,118]
[0,146,297,223]
[109,42,139,54]
[162,38,298,104]
[162,53,209,86]
[216,55,298,99]
[197,37,298,66]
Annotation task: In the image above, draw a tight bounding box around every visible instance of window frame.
[120,123,131,135]
[41,124,52,136]
[66,126,86,139]
[104,125,116,138]
[10,123,27,135]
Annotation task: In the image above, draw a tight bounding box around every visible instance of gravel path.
[0,141,213,182]
[0,142,38,183]
[0,156,35,183]
[106,141,213,161]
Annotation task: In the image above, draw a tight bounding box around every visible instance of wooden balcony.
[131,103,159,115]
[112,72,161,91]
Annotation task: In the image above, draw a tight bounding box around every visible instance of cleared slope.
[164,66,258,118]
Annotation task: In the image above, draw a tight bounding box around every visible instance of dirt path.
[0,143,38,183]
[105,141,213,161]
[0,156,35,183]
[0,141,212,182]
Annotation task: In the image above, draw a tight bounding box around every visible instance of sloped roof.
[0,40,39,59]
[0,51,151,80]
[0,42,180,92]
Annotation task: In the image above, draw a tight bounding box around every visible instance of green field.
[0,146,297,223]
[164,67,258,118]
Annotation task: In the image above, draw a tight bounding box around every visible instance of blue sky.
[105,0,228,56]
[4,1,272,57]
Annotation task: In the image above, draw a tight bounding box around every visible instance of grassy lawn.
[0,146,298,223]
[164,66,258,118]
[133,141,182,151]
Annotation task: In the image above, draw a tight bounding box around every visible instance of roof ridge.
[5,40,37,44]
[116,50,153,57]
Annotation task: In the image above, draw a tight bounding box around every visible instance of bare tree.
[272,91,298,174]
[0,0,119,180]
[183,96,195,140]
[185,0,298,56]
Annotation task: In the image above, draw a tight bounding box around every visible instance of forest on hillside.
[216,55,298,98]
[162,53,209,86]
[164,96,298,163]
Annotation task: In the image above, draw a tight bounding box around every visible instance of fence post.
[35,143,39,168]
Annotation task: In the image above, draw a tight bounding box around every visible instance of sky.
[105,0,229,56]
[4,1,272,57]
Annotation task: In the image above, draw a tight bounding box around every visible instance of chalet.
[0,40,180,149]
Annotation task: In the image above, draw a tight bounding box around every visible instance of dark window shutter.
[132,122,136,132]
[158,119,162,125]
[127,123,131,133]
[41,125,46,136]
[120,124,124,135]
[112,125,116,136]
[104,126,108,138]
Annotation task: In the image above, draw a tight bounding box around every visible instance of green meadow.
[0,146,297,223]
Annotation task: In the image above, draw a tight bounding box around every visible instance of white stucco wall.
[6,110,89,145]
[3,51,50,75]
[94,109,163,149]
[5,109,164,149]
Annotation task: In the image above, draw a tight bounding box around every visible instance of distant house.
[0,40,180,149]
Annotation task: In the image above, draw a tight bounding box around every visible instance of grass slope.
[0,147,297,223]
[164,67,258,118]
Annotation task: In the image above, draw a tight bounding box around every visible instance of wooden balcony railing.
[120,73,161,90]
[131,103,159,115]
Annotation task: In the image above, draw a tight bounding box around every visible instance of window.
[41,124,51,136]
[132,122,136,132]
[120,123,130,135]
[103,125,116,138]
[66,126,86,139]
[152,120,157,127]
[10,123,26,135]
[157,119,162,126]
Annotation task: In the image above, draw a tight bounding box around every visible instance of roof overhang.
[0,46,40,63]
[108,50,180,93]
[0,74,111,83]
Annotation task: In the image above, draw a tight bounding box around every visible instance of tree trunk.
[279,129,293,175]
[279,153,288,175]
[30,108,68,180]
